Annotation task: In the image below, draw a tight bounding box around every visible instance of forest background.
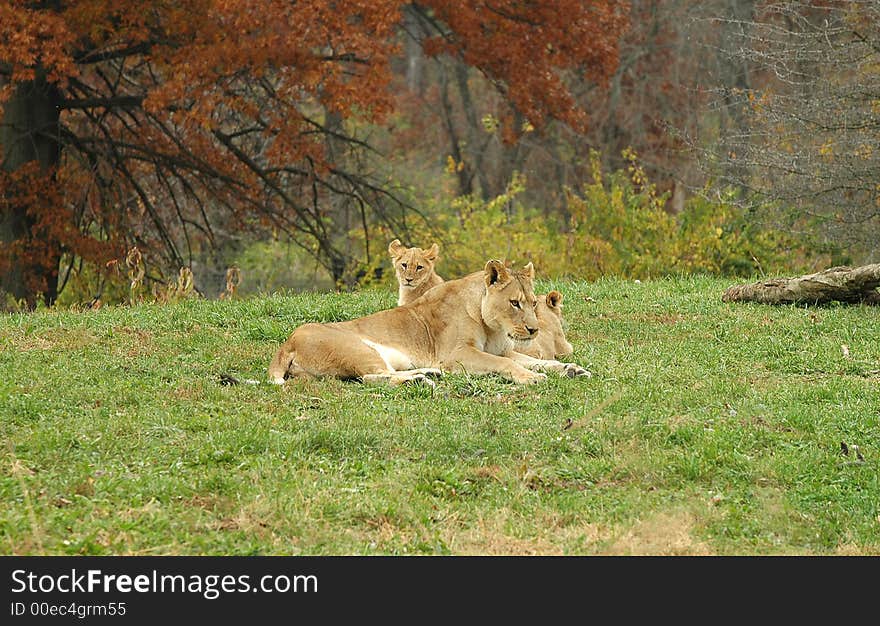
[1,1,878,308]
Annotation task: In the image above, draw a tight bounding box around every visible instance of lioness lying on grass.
[388,240,574,360]
[268,260,590,385]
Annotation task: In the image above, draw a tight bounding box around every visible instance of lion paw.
[403,373,436,388]
[563,364,592,378]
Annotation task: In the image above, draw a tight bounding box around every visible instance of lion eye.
[416,265,423,271]
[532,301,538,309]
[401,263,407,269]
[510,300,521,309]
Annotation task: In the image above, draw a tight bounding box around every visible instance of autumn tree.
[392,0,721,224]
[0,1,628,306]
[697,1,880,260]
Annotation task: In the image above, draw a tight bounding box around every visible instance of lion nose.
[405,277,413,284]
[526,326,538,336]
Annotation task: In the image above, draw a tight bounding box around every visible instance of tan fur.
[518,291,574,359]
[268,261,590,385]
[388,242,574,359]
[388,239,444,306]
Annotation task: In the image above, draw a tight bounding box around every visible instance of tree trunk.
[437,68,473,198]
[454,63,496,201]
[0,68,63,307]
[323,110,355,288]
[717,0,757,199]
[722,264,880,305]
[403,6,426,96]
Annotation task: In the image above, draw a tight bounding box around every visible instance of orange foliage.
[420,1,628,136]
[0,164,120,303]
[0,1,628,303]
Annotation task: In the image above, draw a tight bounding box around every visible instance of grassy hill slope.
[1,277,878,554]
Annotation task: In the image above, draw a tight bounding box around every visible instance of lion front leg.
[445,346,546,384]
[508,350,592,379]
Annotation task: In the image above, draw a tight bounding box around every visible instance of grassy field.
[1,276,878,555]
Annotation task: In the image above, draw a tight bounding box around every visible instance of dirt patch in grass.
[470,465,503,481]
[10,326,155,356]
[8,334,55,352]
[441,511,607,555]
[361,514,401,545]
[638,313,688,325]
[183,494,228,512]
[666,413,699,428]
[40,328,100,351]
[834,543,879,556]
[448,521,565,555]
[602,510,713,555]
[169,384,206,401]
[117,499,164,523]
[115,328,155,357]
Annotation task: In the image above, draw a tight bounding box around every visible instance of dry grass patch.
[602,510,713,556]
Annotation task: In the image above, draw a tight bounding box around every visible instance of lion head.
[480,260,540,346]
[520,290,574,359]
[388,239,440,295]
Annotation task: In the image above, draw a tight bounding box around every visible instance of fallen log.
[722,264,880,305]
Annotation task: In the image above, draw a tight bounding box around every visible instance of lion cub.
[388,239,444,306]
[517,291,574,360]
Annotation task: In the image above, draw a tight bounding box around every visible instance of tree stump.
[722,264,880,305]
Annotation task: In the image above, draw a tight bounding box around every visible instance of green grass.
[1,277,879,555]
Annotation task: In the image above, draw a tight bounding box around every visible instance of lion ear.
[425,243,439,262]
[484,259,511,288]
[521,262,535,281]
[546,290,563,309]
[388,239,404,259]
